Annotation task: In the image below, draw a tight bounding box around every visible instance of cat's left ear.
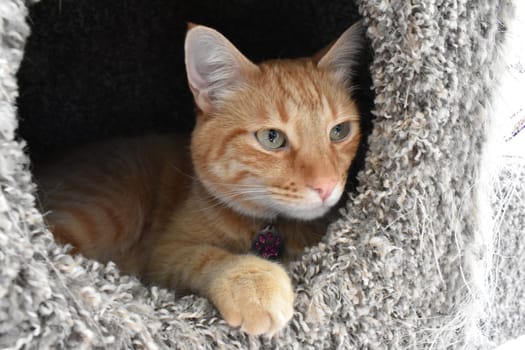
[316,20,366,86]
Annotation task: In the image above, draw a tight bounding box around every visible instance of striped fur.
[35,22,364,336]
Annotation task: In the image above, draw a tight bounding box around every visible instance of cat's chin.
[269,187,344,221]
[230,203,330,222]
[204,182,342,221]
[226,197,334,221]
[218,196,331,221]
[277,205,332,221]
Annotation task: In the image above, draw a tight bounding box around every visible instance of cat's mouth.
[268,185,343,220]
[208,181,343,221]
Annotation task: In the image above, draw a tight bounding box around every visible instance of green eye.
[330,122,352,142]
[255,129,287,150]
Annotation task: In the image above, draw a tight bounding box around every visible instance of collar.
[251,224,284,260]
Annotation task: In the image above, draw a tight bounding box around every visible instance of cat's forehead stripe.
[309,77,324,104]
[265,65,333,123]
[265,63,316,92]
[323,94,339,122]
[275,99,289,123]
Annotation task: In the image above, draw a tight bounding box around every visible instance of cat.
[35,21,365,336]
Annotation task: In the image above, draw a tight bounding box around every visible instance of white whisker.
[186,189,270,214]
[168,163,270,189]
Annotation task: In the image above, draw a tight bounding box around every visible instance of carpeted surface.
[1,0,522,348]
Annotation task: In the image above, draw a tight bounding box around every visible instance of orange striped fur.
[35,22,365,335]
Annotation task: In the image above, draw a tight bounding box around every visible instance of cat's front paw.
[209,255,294,336]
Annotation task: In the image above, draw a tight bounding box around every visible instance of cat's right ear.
[316,20,366,87]
[185,24,259,114]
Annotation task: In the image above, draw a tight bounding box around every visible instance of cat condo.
[1,0,524,348]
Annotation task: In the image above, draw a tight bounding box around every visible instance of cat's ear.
[316,20,366,86]
[185,24,259,114]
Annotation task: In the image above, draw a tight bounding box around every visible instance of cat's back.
[35,134,192,272]
[35,133,191,187]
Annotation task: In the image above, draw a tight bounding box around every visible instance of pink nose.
[311,180,337,202]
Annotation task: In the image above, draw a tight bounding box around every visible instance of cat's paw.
[209,255,294,336]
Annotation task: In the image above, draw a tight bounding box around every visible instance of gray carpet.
[1,0,523,348]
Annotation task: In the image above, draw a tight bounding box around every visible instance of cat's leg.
[148,244,294,336]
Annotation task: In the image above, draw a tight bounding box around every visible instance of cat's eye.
[255,129,287,150]
[329,122,352,142]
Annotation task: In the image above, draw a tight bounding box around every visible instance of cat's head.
[185,22,365,221]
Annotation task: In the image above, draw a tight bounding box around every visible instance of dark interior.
[17,0,374,191]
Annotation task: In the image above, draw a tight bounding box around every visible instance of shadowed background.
[17,0,373,168]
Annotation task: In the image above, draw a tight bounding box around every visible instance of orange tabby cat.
[35,21,365,335]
